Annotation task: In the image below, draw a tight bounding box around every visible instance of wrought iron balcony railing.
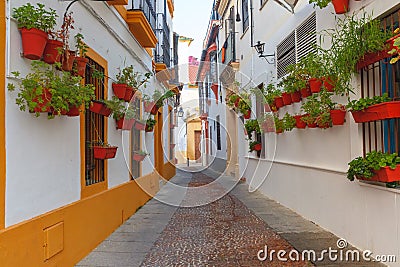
[129,0,157,32]
[219,32,236,65]
[155,13,171,68]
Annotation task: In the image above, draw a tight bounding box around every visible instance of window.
[130,97,141,179]
[216,115,221,150]
[84,58,106,186]
[361,9,400,156]
[277,13,316,78]
[241,0,249,32]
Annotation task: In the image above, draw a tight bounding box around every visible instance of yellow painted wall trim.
[167,0,174,17]
[0,172,159,266]
[126,11,158,48]
[0,0,6,229]
[114,5,127,20]
[163,162,176,181]
[107,0,128,5]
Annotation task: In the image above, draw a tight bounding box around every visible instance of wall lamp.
[236,0,241,22]
[177,107,184,117]
[254,41,275,65]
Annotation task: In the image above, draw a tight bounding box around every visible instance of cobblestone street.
[77,168,383,267]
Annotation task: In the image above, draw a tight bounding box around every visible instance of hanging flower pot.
[290,91,302,103]
[307,122,317,128]
[43,39,63,64]
[300,87,312,98]
[66,105,81,117]
[234,98,240,107]
[331,0,349,14]
[145,124,154,132]
[116,117,135,130]
[134,120,146,131]
[19,28,48,60]
[351,101,400,123]
[89,100,112,117]
[243,109,251,119]
[211,83,219,102]
[133,151,147,162]
[150,105,159,115]
[293,115,307,129]
[309,78,322,93]
[93,146,118,160]
[112,83,127,100]
[253,143,262,151]
[61,50,76,72]
[322,77,335,92]
[274,96,284,108]
[281,92,292,105]
[330,109,346,125]
[144,101,155,113]
[74,57,89,77]
[124,86,135,102]
[32,88,52,113]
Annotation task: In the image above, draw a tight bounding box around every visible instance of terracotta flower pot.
[274,96,284,108]
[309,78,322,93]
[116,117,135,130]
[300,87,312,98]
[252,143,262,151]
[93,146,118,160]
[243,109,251,119]
[322,77,335,92]
[124,86,135,102]
[134,120,146,131]
[112,83,127,100]
[74,57,89,77]
[351,101,400,123]
[66,105,80,117]
[234,98,240,107]
[32,88,52,113]
[294,115,307,129]
[282,92,292,105]
[19,28,48,60]
[290,91,302,103]
[43,39,63,64]
[330,109,346,125]
[61,50,76,72]
[332,0,349,14]
[133,152,146,162]
[89,100,112,117]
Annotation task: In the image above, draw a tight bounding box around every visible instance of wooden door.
[194,130,201,160]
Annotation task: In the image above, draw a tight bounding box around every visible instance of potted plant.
[300,94,321,128]
[347,151,400,187]
[249,140,262,152]
[145,117,157,132]
[134,119,146,131]
[274,115,284,134]
[211,83,219,102]
[389,28,400,64]
[262,83,280,111]
[73,33,89,77]
[330,104,346,125]
[258,113,275,133]
[237,92,251,119]
[227,94,240,108]
[12,3,58,60]
[109,99,137,130]
[89,96,124,117]
[283,113,296,132]
[43,29,63,65]
[92,142,118,160]
[60,12,76,72]
[346,93,399,123]
[113,65,151,102]
[244,119,260,139]
[133,150,148,162]
[293,114,307,129]
[308,0,349,14]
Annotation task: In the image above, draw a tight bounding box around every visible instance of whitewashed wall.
[6,0,165,226]
[219,0,400,264]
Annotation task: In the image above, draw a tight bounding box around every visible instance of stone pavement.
[76,168,385,267]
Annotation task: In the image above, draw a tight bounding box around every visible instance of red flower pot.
[282,92,292,105]
[89,100,112,117]
[274,96,284,108]
[112,83,127,100]
[93,146,118,160]
[351,101,400,123]
[66,105,80,117]
[276,129,283,134]
[43,39,63,64]
[150,105,159,115]
[234,98,240,107]
[300,87,312,98]
[211,83,218,102]
[322,77,335,92]
[145,125,154,132]
[261,121,275,132]
[116,117,135,130]
[124,86,135,102]
[133,152,146,162]
[290,91,302,103]
[32,88,52,113]
[243,109,251,119]
[61,50,76,72]
[358,165,400,183]
[294,115,307,129]
[309,78,322,93]
[74,57,89,77]
[144,101,155,113]
[332,0,349,14]
[134,120,146,131]
[253,143,262,151]
[19,28,48,60]
[330,109,346,125]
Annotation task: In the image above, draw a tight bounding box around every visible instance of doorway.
[194,130,201,161]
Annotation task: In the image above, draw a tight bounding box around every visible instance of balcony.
[126,0,158,48]
[155,13,171,70]
[167,0,174,17]
[219,32,236,65]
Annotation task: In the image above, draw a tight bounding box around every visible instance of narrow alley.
[77,167,382,266]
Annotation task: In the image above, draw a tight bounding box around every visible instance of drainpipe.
[250,0,254,47]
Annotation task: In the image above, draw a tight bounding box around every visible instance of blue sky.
[173,0,214,64]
